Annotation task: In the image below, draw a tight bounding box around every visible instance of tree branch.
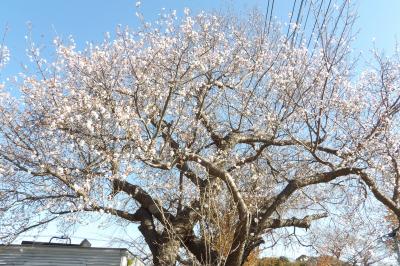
[111,179,175,224]
[256,167,357,234]
[263,213,328,229]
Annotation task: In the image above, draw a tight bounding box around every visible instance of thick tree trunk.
[133,208,179,265]
[224,220,250,266]
[241,238,264,265]
[224,243,246,266]
[134,208,164,265]
[183,234,220,265]
[154,235,181,266]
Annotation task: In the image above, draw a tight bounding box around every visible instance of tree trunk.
[224,220,250,266]
[154,234,180,266]
[183,234,220,265]
[224,243,246,266]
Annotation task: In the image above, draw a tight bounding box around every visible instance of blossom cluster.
[0,44,9,69]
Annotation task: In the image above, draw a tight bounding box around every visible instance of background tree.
[309,213,390,265]
[2,1,400,265]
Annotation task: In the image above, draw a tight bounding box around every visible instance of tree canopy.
[1,1,400,265]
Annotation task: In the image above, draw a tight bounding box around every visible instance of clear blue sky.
[1,0,400,258]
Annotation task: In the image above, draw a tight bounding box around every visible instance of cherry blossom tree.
[2,1,400,265]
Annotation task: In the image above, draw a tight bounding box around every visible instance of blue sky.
[1,0,400,259]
